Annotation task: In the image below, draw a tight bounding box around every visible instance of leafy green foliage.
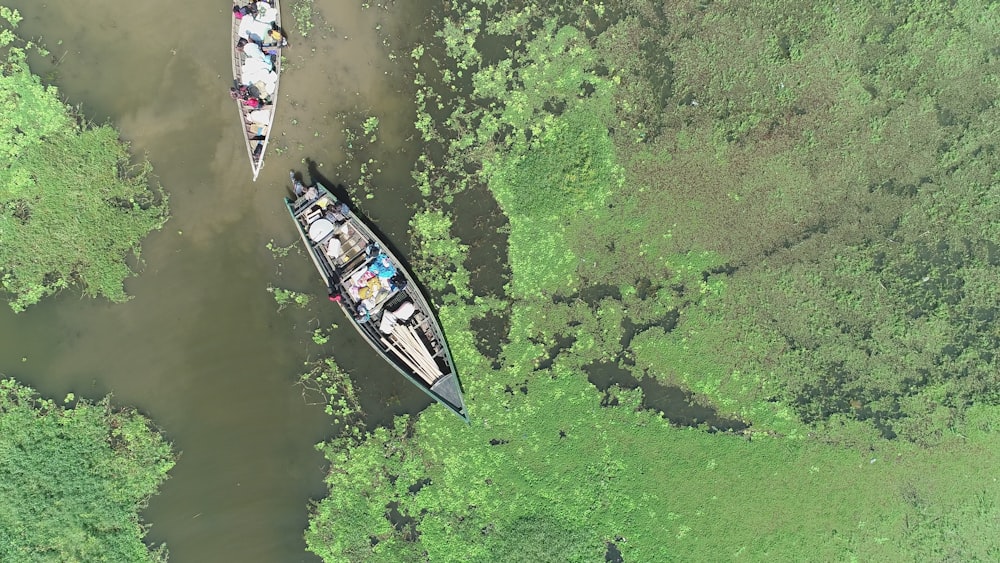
[409,209,471,299]
[291,0,316,38]
[299,357,362,429]
[307,0,1000,560]
[0,378,174,562]
[0,16,167,312]
[268,285,313,311]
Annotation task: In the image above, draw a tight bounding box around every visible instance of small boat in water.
[285,173,468,422]
[231,0,285,181]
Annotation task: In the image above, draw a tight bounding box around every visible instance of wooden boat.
[231,0,284,181]
[285,174,469,422]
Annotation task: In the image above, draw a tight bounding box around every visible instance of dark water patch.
[791,363,901,440]
[543,98,568,116]
[502,380,528,395]
[451,183,511,299]
[633,278,653,300]
[985,241,1000,266]
[605,541,624,563]
[936,106,958,127]
[449,181,511,368]
[476,32,516,69]
[701,263,738,282]
[758,216,834,260]
[868,178,919,197]
[489,438,509,446]
[386,501,419,540]
[470,311,509,370]
[408,478,431,494]
[586,361,748,432]
[620,310,678,349]
[642,43,674,112]
[580,283,621,303]
[536,334,576,371]
[554,284,621,306]
[873,417,898,440]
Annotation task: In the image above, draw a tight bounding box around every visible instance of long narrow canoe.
[231,0,284,181]
[285,175,469,422]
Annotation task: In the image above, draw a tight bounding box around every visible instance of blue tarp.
[369,253,396,279]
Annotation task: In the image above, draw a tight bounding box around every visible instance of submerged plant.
[291,0,315,37]
[268,285,312,311]
[312,327,330,345]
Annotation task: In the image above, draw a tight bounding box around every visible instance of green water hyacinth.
[0,8,167,312]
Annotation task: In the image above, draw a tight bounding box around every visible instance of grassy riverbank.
[302,0,1000,560]
[0,8,174,559]
[0,378,174,561]
[0,8,167,312]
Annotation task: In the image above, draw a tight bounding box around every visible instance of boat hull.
[231,0,283,181]
[285,181,468,421]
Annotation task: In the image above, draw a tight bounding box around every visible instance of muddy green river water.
[0,1,435,560]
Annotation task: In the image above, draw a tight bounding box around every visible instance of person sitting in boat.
[290,171,305,196]
[325,236,343,260]
[356,303,370,322]
[389,272,408,292]
[238,38,274,69]
[323,202,350,223]
[233,3,260,19]
[268,26,289,47]
[290,172,318,200]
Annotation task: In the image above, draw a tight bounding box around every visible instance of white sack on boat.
[242,42,272,65]
[241,58,277,95]
[379,310,398,334]
[248,108,272,124]
[255,3,278,24]
[392,301,416,321]
[238,18,271,42]
[326,237,343,258]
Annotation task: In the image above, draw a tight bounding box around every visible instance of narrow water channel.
[0,1,435,560]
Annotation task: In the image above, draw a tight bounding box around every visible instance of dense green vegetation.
[0,8,167,312]
[302,0,1000,560]
[0,378,174,562]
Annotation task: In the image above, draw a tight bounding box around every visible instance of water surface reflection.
[1,1,435,560]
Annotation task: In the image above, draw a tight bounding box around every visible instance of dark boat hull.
[285,181,468,421]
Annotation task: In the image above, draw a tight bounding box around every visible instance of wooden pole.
[392,325,441,378]
[382,336,438,384]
